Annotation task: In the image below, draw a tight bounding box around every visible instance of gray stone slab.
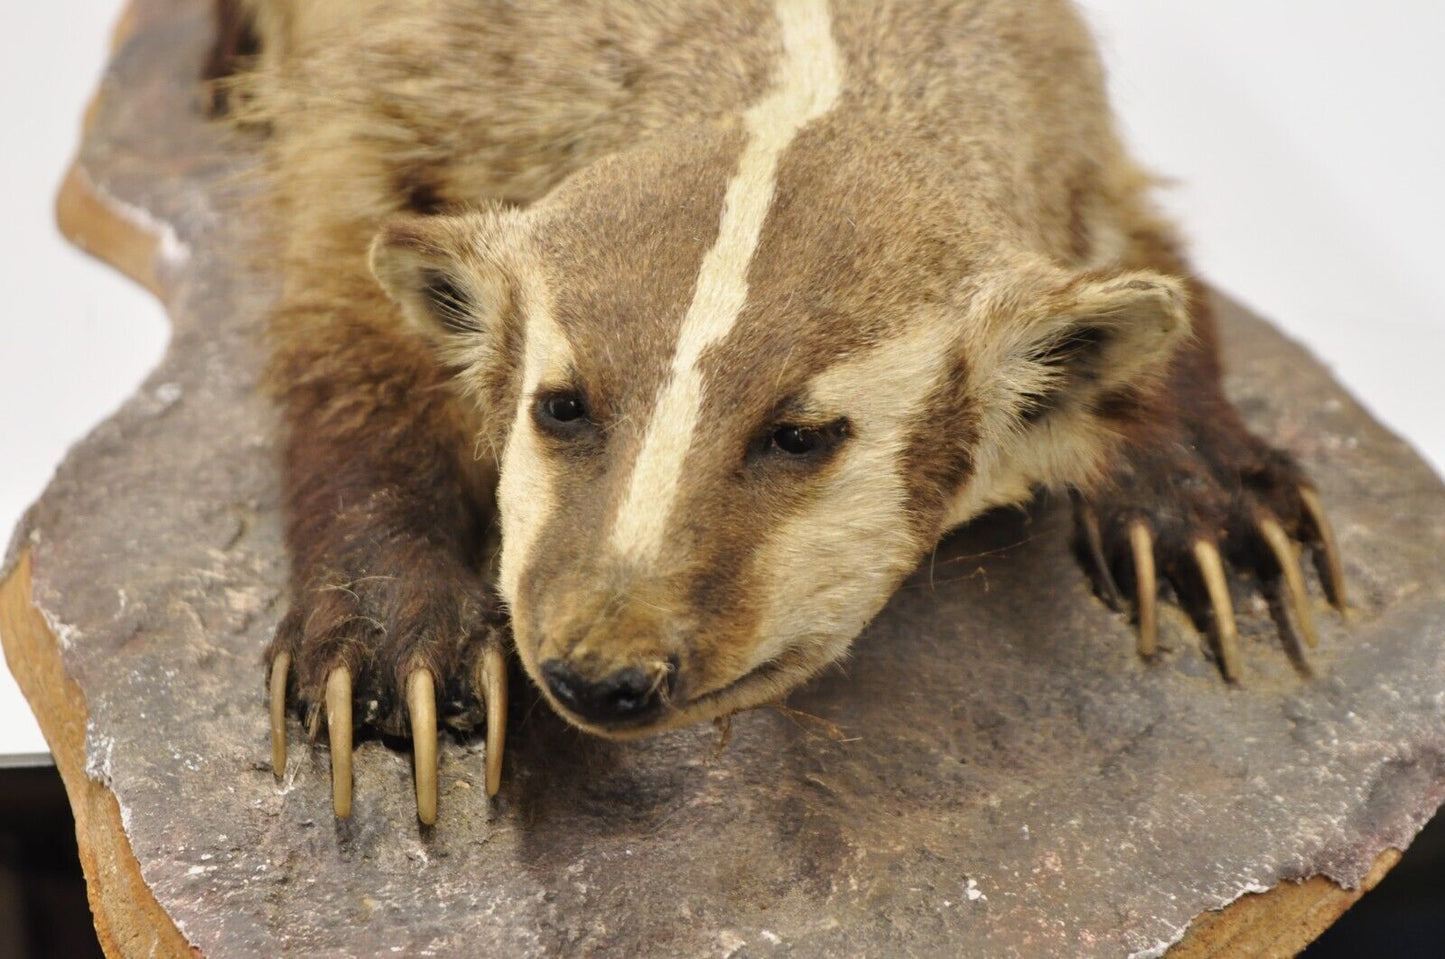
[9,1,1445,955]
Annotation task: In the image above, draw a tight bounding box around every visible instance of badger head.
[369,6,1187,736]
[369,128,1186,738]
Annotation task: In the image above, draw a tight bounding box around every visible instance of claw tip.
[326,666,353,820]
[1129,522,1158,659]
[407,668,439,826]
[1193,540,1242,682]
[480,646,508,799]
[269,652,291,780]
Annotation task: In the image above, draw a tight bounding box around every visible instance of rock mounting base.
[5,1,1445,956]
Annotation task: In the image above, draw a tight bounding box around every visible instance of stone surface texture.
[7,1,1445,956]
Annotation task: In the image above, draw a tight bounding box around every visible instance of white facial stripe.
[747,323,951,670]
[609,0,845,562]
[497,287,572,612]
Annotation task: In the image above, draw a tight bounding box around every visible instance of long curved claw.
[1078,500,1125,609]
[1129,521,1158,658]
[269,652,290,781]
[1193,541,1241,682]
[326,666,353,819]
[1299,487,1347,613]
[1258,515,1321,649]
[407,669,438,825]
[478,644,508,798]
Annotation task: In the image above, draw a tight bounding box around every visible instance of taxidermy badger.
[212,0,1347,824]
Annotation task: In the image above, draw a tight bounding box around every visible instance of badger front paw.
[266,557,508,824]
[1072,425,1346,680]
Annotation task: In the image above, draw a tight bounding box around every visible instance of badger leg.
[263,280,509,824]
[1071,267,1346,680]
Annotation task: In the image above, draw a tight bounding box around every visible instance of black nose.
[541,660,667,725]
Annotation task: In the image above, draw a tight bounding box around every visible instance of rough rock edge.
[1,551,196,957]
[0,3,195,952]
[1143,848,1400,958]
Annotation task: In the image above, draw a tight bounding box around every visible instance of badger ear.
[369,212,514,344]
[1000,270,1191,423]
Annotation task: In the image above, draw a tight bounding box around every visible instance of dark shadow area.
[0,759,104,959]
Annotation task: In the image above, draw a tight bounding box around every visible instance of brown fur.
[225,0,1329,743]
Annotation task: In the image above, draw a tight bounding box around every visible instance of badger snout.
[539,656,678,727]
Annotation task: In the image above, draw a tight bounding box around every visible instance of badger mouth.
[555,647,816,741]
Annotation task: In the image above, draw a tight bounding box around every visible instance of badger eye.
[771,424,824,456]
[750,417,849,467]
[534,391,592,435]
[544,394,586,423]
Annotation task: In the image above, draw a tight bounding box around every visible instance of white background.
[1,1,1442,756]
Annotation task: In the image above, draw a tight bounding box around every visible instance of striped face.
[495,0,950,736]
[369,0,1190,736]
[489,203,970,738]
